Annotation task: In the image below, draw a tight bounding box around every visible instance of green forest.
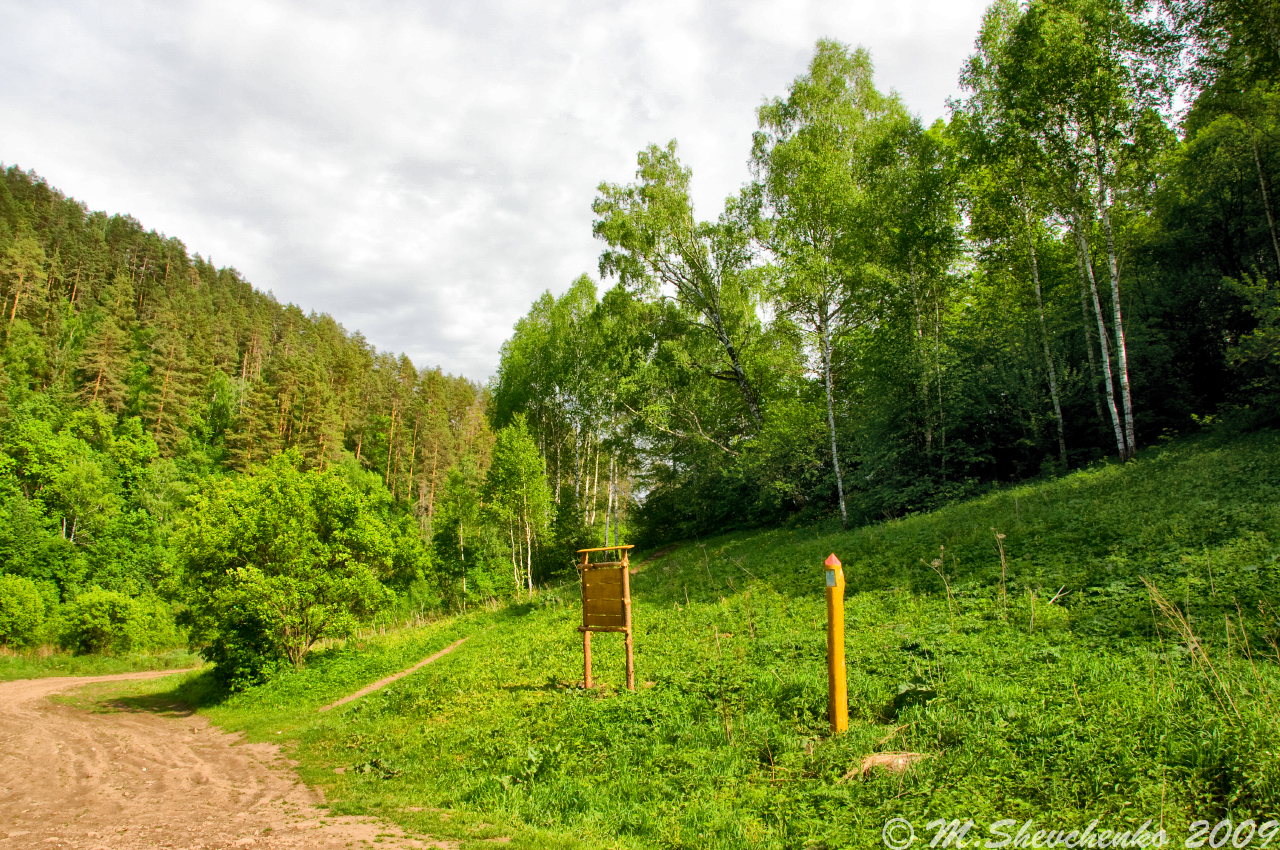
[1,0,1279,699]
[493,4,1279,543]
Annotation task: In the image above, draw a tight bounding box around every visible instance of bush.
[133,594,184,650]
[177,451,392,688]
[0,574,44,647]
[198,608,285,692]
[60,588,142,654]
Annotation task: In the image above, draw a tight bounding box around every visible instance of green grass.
[110,430,1280,849]
[0,646,200,682]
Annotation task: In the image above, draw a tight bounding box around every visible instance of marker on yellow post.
[825,553,848,734]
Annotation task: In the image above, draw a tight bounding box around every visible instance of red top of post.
[825,553,842,567]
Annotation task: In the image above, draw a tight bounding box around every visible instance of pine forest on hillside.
[1,0,1279,687]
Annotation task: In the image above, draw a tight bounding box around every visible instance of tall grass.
[0,646,200,682]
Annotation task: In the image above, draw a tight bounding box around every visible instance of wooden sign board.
[582,568,626,628]
[577,545,635,690]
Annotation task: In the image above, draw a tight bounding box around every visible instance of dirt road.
[0,671,449,850]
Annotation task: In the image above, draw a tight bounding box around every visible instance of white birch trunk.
[525,517,533,597]
[510,522,519,590]
[1076,260,1107,426]
[1252,133,1280,276]
[1073,221,1128,460]
[607,457,616,547]
[819,310,848,529]
[1094,153,1136,460]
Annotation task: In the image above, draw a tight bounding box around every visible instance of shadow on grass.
[103,693,197,718]
[58,669,220,717]
[500,678,582,693]
[96,668,231,715]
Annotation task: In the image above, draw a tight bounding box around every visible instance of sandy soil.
[0,671,452,850]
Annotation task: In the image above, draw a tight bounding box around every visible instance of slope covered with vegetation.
[5,0,1280,683]
[0,165,518,659]
[122,429,1280,849]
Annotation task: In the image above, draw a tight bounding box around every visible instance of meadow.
[105,430,1280,848]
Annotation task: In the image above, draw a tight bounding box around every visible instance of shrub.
[133,594,184,650]
[0,574,45,647]
[177,451,392,688]
[199,607,285,692]
[60,588,142,654]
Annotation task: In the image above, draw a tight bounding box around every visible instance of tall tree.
[595,142,765,430]
[2,235,48,332]
[753,40,918,527]
[953,101,1070,464]
[967,0,1174,459]
[484,415,553,595]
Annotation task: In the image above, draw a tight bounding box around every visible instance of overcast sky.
[1,0,991,381]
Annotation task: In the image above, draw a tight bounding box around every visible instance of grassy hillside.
[142,429,1279,849]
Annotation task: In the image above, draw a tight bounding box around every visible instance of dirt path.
[319,638,468,713]
[0,671,451,850]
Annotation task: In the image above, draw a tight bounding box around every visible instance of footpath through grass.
[150,430,1280,849]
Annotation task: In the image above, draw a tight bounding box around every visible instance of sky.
[0,0,992,381]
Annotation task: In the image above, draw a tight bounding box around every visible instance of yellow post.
[825,553,848,734]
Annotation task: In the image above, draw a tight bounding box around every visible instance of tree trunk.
[7,271,25,327]
[424,442,439,539]
[510,522,519,590]
[573,425,581,505]
[406,417,419,503]
[707,311,764,428]
[1077,259,1106,427]
[459,512,466,610]
[1073,222,1128,460]
[1024,205,1067,466]
[525,516,533,596]
[607,456,616,547]
[936,294,946,482]
[818,311,848,529]
[1096,167,1136,460]
[384,402,398,487]
[1252,133,1280,277]
[152,345,175,442]
[587,440,599,525]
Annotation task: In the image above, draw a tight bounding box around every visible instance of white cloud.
[0,0,990,380]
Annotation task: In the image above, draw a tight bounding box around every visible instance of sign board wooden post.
[825,552,848,734]
[576,545,635,690]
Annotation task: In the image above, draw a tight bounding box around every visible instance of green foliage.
[1227,274,1280,422]
[177,451,395,688]
[60,587,142,655]
[0,164,496,658]
[0,573,44,647]
[498,24,1276,544]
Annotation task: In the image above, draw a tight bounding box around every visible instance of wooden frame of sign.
[576,545,635,690]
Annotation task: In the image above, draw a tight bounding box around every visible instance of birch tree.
[967,0,1174,460]
[594,142,765,431]
[484,415,553,596]
[954,84,1070,465]
[752,40,916,527]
